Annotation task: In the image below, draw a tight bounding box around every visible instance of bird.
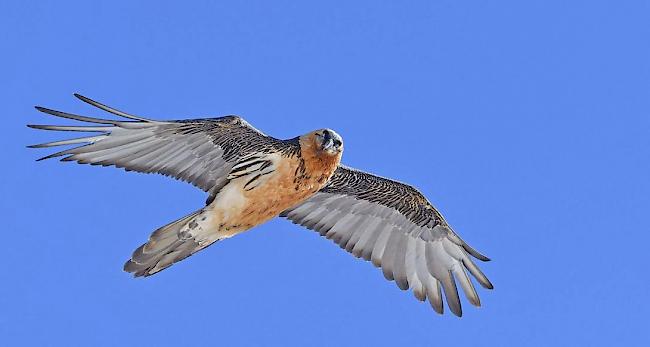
[28,94,493,316]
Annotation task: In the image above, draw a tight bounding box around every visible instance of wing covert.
[281,166,493,316]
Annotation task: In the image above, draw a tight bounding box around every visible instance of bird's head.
[306,128,343,156]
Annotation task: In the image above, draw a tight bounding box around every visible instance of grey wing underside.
[28,94,293,196]
[281,166,493,316]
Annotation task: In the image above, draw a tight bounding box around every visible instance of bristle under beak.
[320,129,343,154]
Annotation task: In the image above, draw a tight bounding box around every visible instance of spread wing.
[28,94,295,196]
[281,166,493,316]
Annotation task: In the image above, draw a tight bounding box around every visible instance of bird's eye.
[333,139,341,147]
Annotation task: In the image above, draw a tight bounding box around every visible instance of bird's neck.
[298,136,341,185]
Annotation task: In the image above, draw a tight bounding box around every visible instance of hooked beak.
[320,129,342,154]
[322,138,335,151]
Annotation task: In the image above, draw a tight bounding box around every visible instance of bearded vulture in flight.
[28,94,493,316]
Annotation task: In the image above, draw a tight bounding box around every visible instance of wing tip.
[34,153,61,161]
[73,93,88,102]
[429,298,444,315]
[72,93,153,122]
[34,106,49,113]
[463,243,491,262]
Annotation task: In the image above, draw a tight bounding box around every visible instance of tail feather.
[124,208,219,277]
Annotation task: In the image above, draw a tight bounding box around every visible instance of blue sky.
[2,1,649,346]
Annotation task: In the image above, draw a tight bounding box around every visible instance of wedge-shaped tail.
[124,207,232,277]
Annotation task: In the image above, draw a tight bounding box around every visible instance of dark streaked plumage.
[29,94,492,317]
[281,167,493,316]
[29,96,299,196]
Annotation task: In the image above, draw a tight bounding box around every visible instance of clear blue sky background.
[2,1,649,346]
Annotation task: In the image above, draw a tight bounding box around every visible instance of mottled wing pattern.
[28,94,297,195]
[281,166,493,316]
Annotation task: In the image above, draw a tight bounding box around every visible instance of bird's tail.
[124,208,220,277]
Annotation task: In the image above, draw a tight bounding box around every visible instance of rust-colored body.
[207,131,342,239]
